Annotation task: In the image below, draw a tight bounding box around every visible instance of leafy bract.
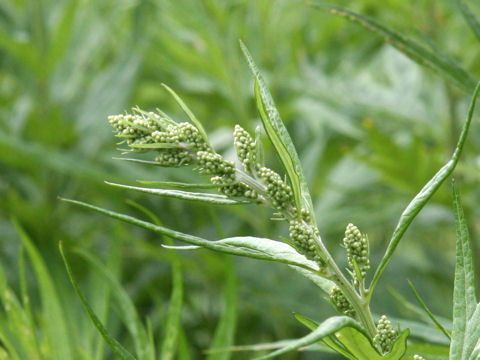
[59,242,136,360]
[310,2,477,93]
[294,313,409,360]
[105,181,254,205]
[254,316,407,360]
[368,81,480,294]
[60,198,322,273]
[450,183,480,360]
[240,41,315,222]
[161,84,212,149]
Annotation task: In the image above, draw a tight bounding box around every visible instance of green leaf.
[58,242,136,360]
[105,181,254,205]
[369,81,480,294]
[294,313,356,359]
[161,84,212,149]
[128,142,184,150]
[60,198,321,272]
[450,182,480,360]
[207,257,238,360]
[294,314,409,360]
[136,180,220,189]
[407,280,451,340]
[253,316,369,360]
[72,249,154,360]
[310,2,478,93]
[159,247,183,360]
[13,222,73,360]
[240,41,314,222]
[458,1,480,43]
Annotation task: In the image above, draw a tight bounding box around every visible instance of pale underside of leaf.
[105,181,254,205]
[240,41,315,223]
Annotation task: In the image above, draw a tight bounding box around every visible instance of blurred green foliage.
[1,0,480,358]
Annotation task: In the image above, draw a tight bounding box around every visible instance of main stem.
[235,168,378,338]
[313,234,377,338]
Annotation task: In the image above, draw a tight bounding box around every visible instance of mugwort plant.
[62,41,480,359]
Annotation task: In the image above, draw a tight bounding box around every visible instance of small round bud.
[343,223,370,284]
[373,315,398,354]
[233,125,257,172]
[330,285,356,317]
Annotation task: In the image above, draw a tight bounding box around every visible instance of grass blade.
[73,249,154,360]
[458,1,480,43]
[407,280,451,340]
[159,246,183,360]
[106,181,254,205]
[368,81,480,294]
[310,2,478,93]
[13,222,73,360]
[59,242,136,360]
[240,41,315,222]
[450,182,478,360]
[207,257,238,360]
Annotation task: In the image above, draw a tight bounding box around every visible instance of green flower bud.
[258,167,293,211]
[233,125,257,172]
[343,223,370,284]
[288,219,324,265]
[196,151,236,179]
[330,285,356,317]
[373,315,398,354]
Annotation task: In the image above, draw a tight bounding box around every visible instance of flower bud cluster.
[288,220,323,265]
[233,125,257,173]
[343,223,370,283]
[413,355,425,360]
[109,112,211,168]
[197,152,258,199]
[373,315,397,354]
[258,167,293,211]
[329,285,356,317]
[108,113,163,145]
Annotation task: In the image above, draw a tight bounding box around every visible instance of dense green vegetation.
[1,0,480,358]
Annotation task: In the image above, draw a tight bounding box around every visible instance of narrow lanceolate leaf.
[74,249,154,360]
[129,143,185,150]
[60,198,320,272]
[105,181,254,205]
[310,2,478,93]
[240,41,315,222]
[161,84,212,149]
[13,222,73,360]
[207,258,238,360]
[450,183,480,360]
[253,316,368,360]
[160,245,183,360]
[458,1,480,43]
[407,280,451,340]
[369,81,480,294]
[136,180,220,189]
[59,243,136,360]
